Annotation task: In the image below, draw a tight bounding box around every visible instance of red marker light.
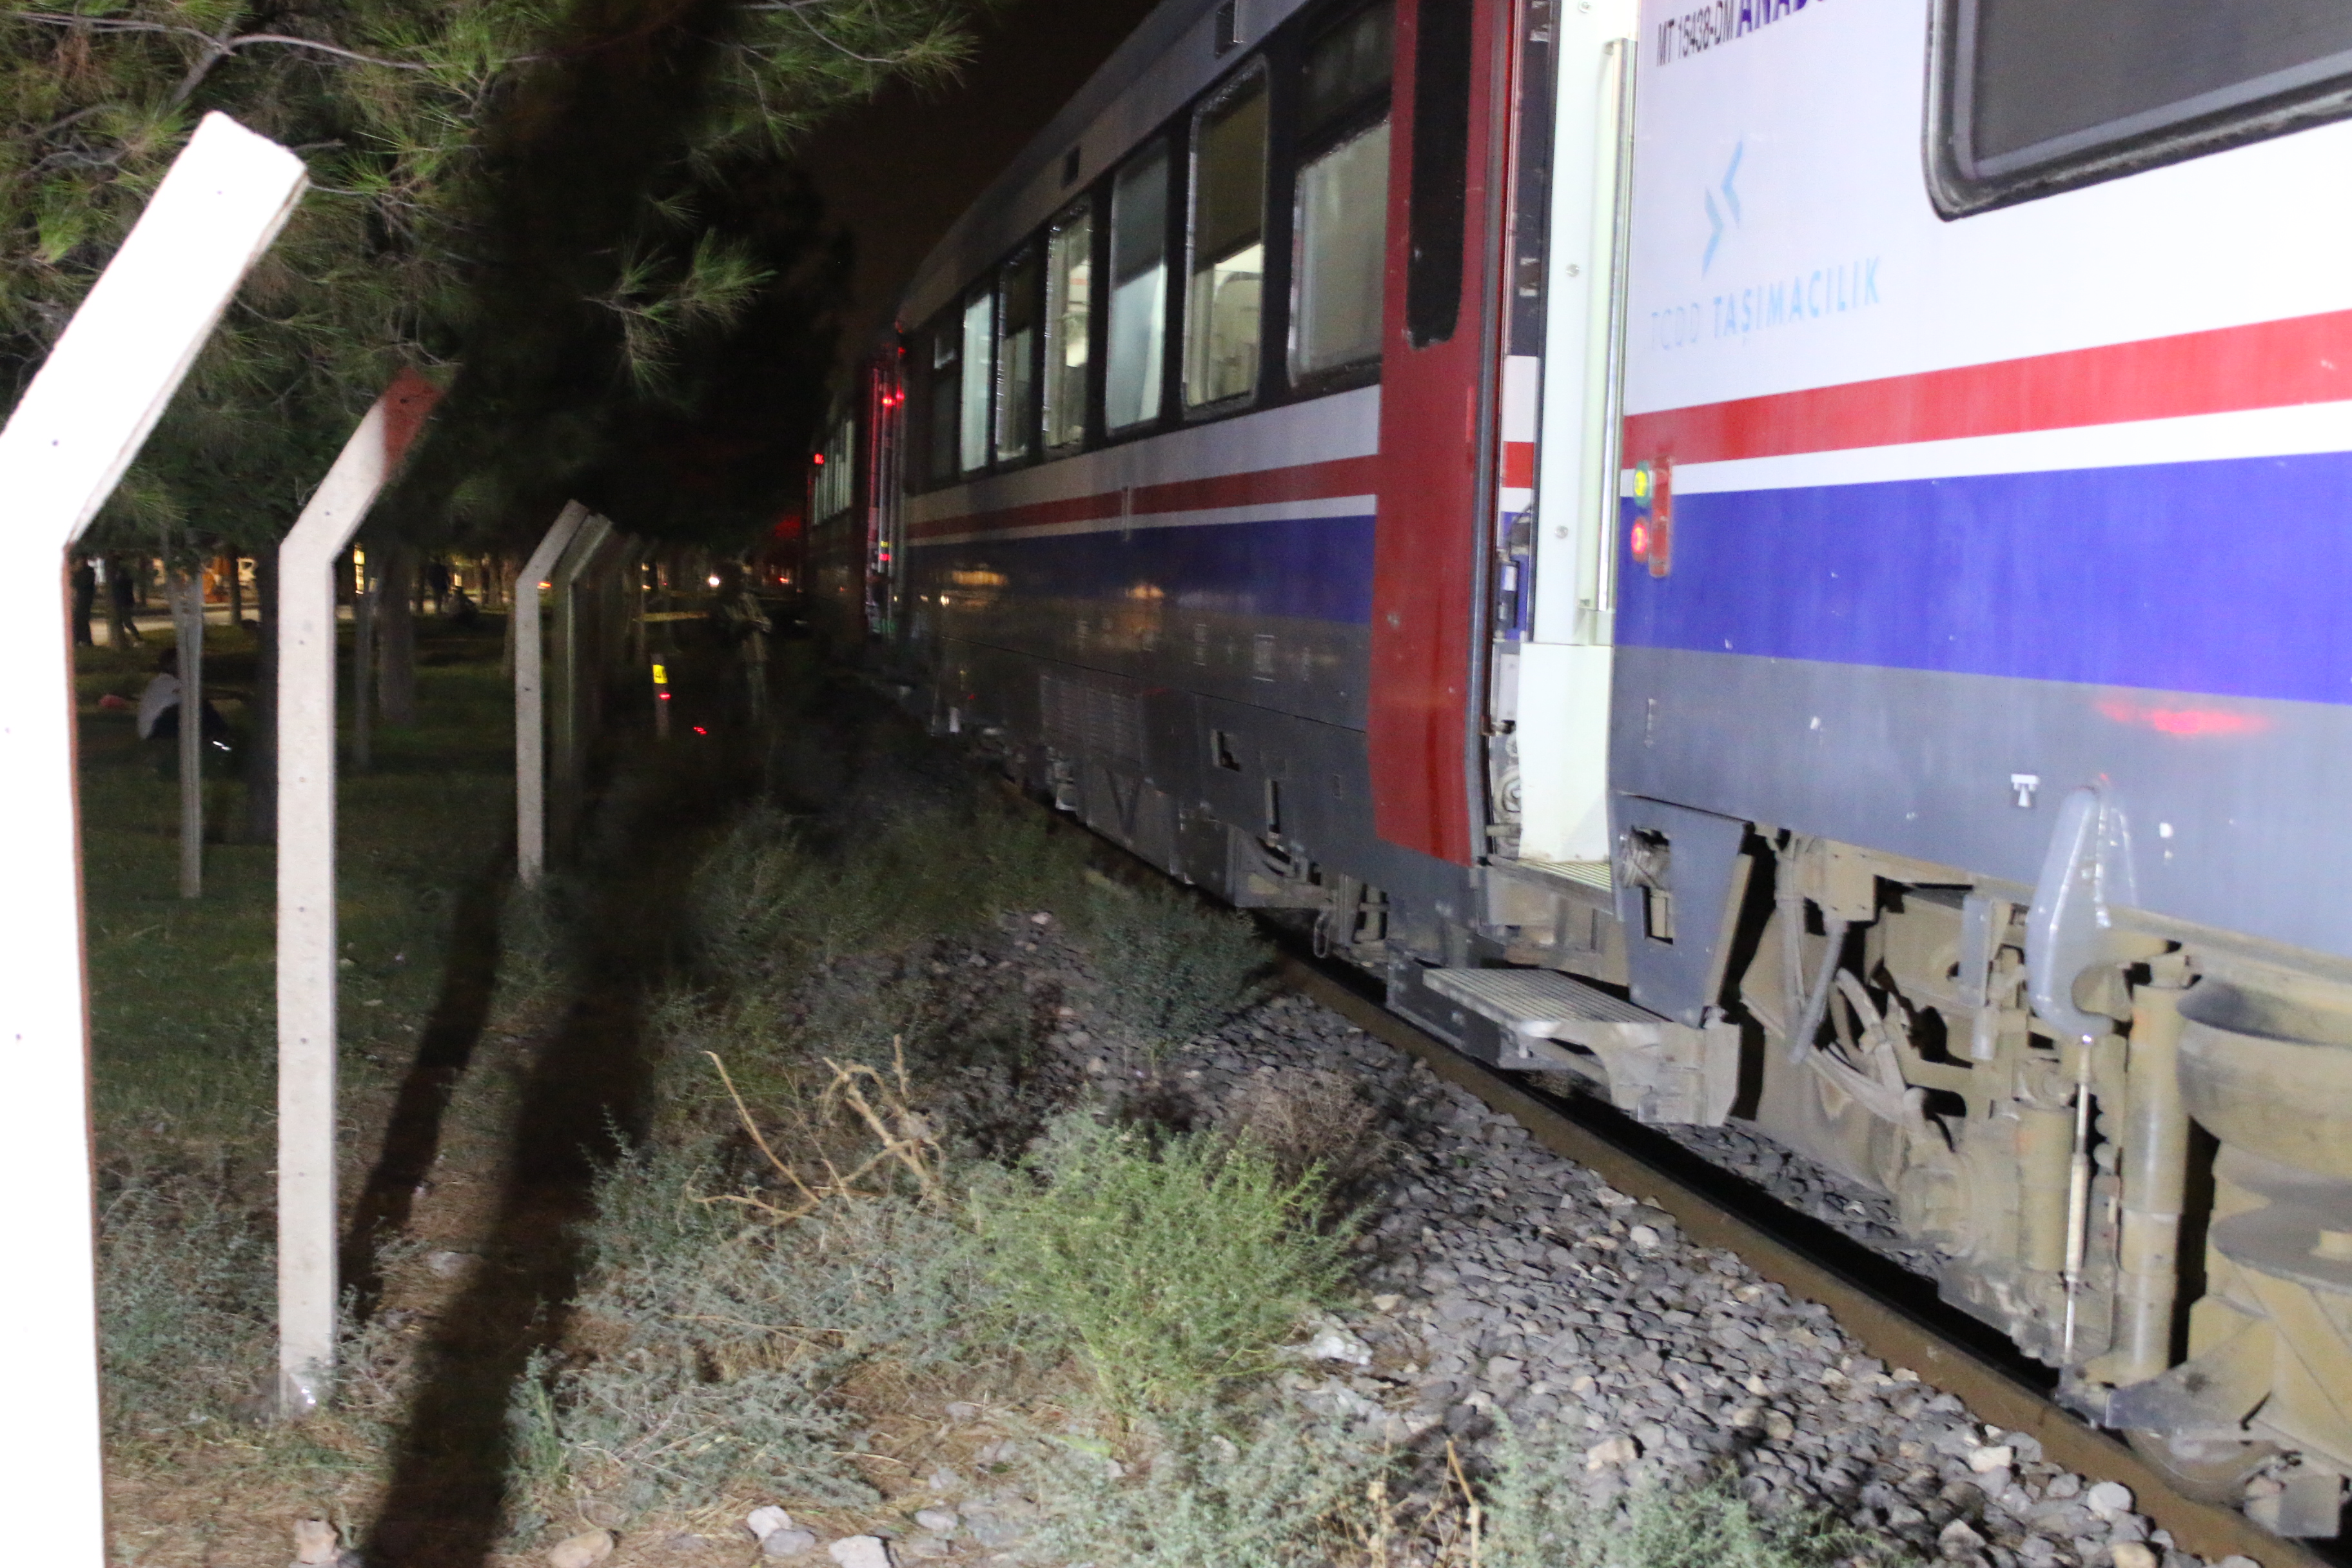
[812,453,825,465]
[692,725,707,736]
[1629,520,1650,560]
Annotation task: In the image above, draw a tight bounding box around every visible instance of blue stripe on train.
[1617,448,2352,705]
[913,512,1378,623]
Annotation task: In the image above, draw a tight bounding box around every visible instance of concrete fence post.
[273,370,440,1413]
[515,502,590,888]
[0,113,304,1565]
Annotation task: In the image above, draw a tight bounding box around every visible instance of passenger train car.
[810,0,2352,1534]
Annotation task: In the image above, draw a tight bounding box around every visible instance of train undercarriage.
[1416,830,2352,1540]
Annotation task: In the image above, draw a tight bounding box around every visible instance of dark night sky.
[796,0,1164,360]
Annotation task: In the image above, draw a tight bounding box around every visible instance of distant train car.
[806,358,902,652]
[816,0,2352,1533]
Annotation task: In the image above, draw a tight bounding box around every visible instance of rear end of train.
[823,0,2352,1534]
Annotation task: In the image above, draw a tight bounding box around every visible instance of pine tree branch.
[213,33,431,72]
[3,11,430,105]
[779,8,896,66]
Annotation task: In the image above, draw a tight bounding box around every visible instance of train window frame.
[957,286,994,475]
[912,311,961,494]
[1042,197,1094,455]
[813,414,854,522]
[1926,0,2352,218]
[1288,0,1393,393]
[1106,137,1175,436]
[993,241,1044,469]
[1182,60,1273,415]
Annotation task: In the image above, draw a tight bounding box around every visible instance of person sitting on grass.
[137,648,231,773]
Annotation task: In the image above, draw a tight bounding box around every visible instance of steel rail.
[1275,954,2328,1568]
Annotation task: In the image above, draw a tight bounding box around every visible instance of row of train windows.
[913,0,1395,491]
[812,419,854,522]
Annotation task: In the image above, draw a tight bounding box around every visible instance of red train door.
[1369,0,1509,865]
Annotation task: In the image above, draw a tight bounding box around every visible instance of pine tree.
[3,0,985,830]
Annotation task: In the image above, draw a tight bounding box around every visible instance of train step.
[1424,966,1661,1041]
[1417,966,1741,1126]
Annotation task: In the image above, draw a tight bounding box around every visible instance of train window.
[814,416,853,520]
[923,321,959,488]
[1930,0,2352,215]
[1293,124,1390,375]
[957,289,992,473]
[1107,142,1170,431]
[1043,201,1092,451]
[1292,2,1394,379]
[995,244,1042,464]
[1184,65,1269,409]
[1406,0,1472,346]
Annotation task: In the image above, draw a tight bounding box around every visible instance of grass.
[1015,1399,1881,1568]
[1017,1401,1389,1568]
[493,687,1337,1544]
[1478,1422,1876,1568]
[78,618,514,1170]
[1020,1408,1886,1568]
[77,616,522,1546]
[1075,877,1273,1064]
[972,1113,1354,1416]
[504,1133,986,1537]
[491,705,1085,1542]
[691,790,1079,979]
[95,1175,275,1431]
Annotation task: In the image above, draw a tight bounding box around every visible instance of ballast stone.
[2086,1480,2136,1518]
[546,1530,614,1568]
[293,1519,339,1565]
[828,1536,893,1568]
[1939,1518,1986,1558]
[1301,1322,1374,1366]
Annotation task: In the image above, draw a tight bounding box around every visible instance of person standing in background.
[106,556,142,647]
[71,558,95,646]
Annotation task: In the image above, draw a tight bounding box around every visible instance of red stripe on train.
[907,489,1122,540]
[1132,454,1378,515]
[1623,306,2352,466]
[906,455,1380,541]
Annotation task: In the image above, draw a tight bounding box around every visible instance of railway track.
[1275,952,2332,1568]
